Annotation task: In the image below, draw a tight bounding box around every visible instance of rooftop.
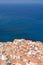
[0,39,43,65]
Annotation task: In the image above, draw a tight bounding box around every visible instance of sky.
[0,0,43,4]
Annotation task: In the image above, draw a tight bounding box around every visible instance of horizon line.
[0,2,43,4]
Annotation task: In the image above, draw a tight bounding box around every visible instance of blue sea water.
[0,4,43,42]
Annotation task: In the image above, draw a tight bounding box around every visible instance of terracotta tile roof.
[37,63,43,65]
[0,39,43,65]
[11,59,17,64]
[30,57,40,63]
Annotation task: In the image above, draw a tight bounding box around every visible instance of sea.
[0,3,43,42]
